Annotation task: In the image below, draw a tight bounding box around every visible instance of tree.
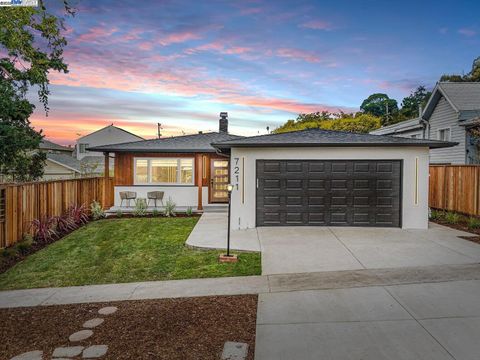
[0,1,74,181]
[440,56,480,82]
[274,112,381,134]
[360,93,398,125]
[398,86,432,119]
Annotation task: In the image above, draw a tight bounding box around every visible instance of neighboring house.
[76,124,144,174]
[39,139,82,180]
[43,153,82,180]
[88,113,242,210]
[91,113,455,230]
[370,82,480,164]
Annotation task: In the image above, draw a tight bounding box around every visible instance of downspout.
[418,105,429,139]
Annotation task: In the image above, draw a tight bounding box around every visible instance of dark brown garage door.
[256,160,402,227]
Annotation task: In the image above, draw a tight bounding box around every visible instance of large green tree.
[440,56,480,82]
[398,86,432,120]
[274,112,381,134]
[0,1,74,182]
[360,93,398,125]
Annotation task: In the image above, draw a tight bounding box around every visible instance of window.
[79,143,89,153]
[134,158,194,185]
[438,128,451,141]
[410,133,422,139]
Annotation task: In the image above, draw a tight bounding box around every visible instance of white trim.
[437,127,451,141]
[133,157,195,186]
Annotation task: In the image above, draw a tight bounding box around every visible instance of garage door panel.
[256,160,401,227]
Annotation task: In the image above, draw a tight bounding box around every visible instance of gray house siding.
[428,96,465,164]
[390,129,424,139]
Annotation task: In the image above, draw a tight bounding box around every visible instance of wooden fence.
[0,177,114,248]
[429,165,480,217]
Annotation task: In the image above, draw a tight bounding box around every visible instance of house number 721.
[232,157,240,190]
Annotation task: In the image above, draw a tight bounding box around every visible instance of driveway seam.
[383,285,458,360]
[327,227,367,269]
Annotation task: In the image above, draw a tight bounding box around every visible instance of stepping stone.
[82,345,108,358]
[10,351,43,360]
[98,306,117,315]
[221,342,249,360]
[52,346,84,357]
[83,318,104,328]
[69,329,93,342]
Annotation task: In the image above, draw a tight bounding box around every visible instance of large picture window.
[134,158,194,185]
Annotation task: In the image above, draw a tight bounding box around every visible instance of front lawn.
[0,217,261,290]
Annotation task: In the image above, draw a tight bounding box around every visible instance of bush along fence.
[429,165,480,217]
[0,177,114,248]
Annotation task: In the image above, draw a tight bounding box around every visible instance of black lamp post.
[226,184,234,257]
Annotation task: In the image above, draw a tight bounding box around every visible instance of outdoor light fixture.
[219,183,238,263]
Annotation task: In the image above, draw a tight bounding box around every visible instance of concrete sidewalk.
[186,212,261,251]
[1,263,480,309]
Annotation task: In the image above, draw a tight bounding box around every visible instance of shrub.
[16,235,33,253]
[467,217,480,230]
[164,198,176,217]
[68,204,89,226]
[429,209,445,221]
[1,246,17,258]
[186,206,193,217]
[116,209,123,218]
[90,200,106,220]
[55,213,77,235]
[444,211,461,224]
[134,198,147,217]
[31,216,58,244]
[152,208,160,217]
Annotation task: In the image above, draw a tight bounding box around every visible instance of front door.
[210,159,229,203]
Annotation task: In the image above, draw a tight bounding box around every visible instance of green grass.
[0,218,261,290]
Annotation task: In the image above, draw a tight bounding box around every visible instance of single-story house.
[90,114,455,230]
[88,113,242,210]
[370,82,480,164]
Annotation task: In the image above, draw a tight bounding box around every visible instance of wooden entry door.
[210,159,229,203]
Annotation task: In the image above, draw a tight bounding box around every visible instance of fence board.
[429,165,480,217]
[1,177,113,248]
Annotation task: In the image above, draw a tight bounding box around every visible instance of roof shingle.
[212,128,456,149]
[88,132,243,153]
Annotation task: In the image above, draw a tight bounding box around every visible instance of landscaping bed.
[430,209,480,243]
[0,295,257,360]
[0,218,261,290]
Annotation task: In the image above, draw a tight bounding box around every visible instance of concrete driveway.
[256,279,480,360]
[259,223,480,274]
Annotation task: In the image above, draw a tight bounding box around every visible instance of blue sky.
[30,0,480,144]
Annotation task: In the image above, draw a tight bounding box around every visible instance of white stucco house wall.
[213,129,456,230]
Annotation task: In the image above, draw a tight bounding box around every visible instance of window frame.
[133,157,195,186]
[437,127,451,142]
[79,143,89,154]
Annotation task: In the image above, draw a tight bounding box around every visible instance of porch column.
[197,154,203,211]
[103,152,110,178]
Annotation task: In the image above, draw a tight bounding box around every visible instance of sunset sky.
[30,0,480,145]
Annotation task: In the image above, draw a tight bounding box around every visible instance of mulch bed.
[432,219,480,244]
[0,295,257,360]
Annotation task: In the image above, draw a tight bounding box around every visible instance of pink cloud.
[240,7,263,15]
[458,28,476,37]
[276,48,321,63]
[159,31,202,46]
[300,20,332,31]
[76,26,118,43]
[190,41,253,55]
